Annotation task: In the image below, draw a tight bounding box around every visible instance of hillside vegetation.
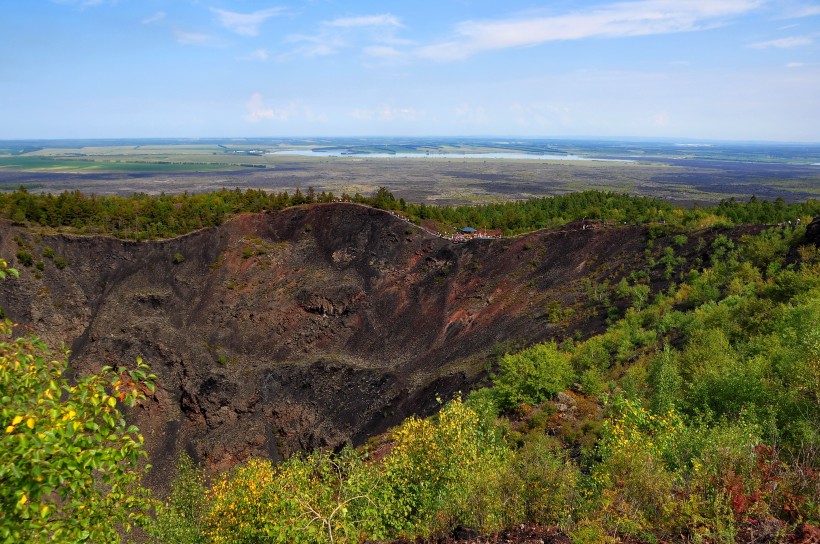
[1,186,818,239]
[142,219,820,543]
[1,191,819,543]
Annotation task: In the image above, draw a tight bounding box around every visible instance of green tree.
[149,452,206,544]
[0,273,155,543]
[493,342,574,410]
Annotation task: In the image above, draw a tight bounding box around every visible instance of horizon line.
[2,135,820,145]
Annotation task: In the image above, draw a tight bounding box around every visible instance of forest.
[1,185,819,240]
[1,189,819,543]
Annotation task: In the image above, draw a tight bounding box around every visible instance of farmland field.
[0,138,818,205]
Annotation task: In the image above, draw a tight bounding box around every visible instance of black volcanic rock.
[806,217,820,246]
[0,203,747,491]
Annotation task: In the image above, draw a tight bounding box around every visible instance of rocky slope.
[0,203,686,485]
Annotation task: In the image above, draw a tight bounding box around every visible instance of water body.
[270,150,633,162]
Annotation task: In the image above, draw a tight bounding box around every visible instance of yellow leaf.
[18,493,27,506]
[5,426,14,434]
[12,415,23,426]
[26,418,35,429]
[107,397,117,408]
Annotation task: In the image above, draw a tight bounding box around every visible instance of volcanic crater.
[1,203,681,487]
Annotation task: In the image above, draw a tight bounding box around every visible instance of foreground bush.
[0,320,155,542]
[160,398,516,543]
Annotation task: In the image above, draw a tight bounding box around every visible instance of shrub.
[648,346,682,414]
[15,251,33,267]
[204,457,296,544]
[493,342,574,411]
[630,284,651,310]
[41,246,54,259]
[517,434,578,525]
[53,256,68,269]
[595,446,677,537]
[201,398,513,543]
[0,318,155,543]
[579,368,605,398]
[382,397,509,536]
[173,252,185,264]
[593,396,684,537]
[568,518,619,544]
[148,452,207,544]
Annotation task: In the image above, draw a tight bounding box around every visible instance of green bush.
[53,256,68,269]
[382,397,509,536]
[15,251,33,267]
[579,367,605,398]
[672,234,688,247]
[516,434,578,525]
[493,342,574,411]
[198,397,514,543]
[149,452,206,544]
[0,318,155,543]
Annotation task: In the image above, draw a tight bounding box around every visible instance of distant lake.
[270,150,633,162]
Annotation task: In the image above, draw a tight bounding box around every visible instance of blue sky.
[2,0,819,141]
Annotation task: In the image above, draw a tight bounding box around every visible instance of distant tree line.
[0,186,341,240]
[0,186,817,240]
[368,188,819,234]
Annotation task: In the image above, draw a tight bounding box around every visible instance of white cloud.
[749,35,813,48]
[782,4,820,18]
[350,105,421,122]
[786,61,806,67]
[142,11,165,25]
[324,14,402,28]
[244,94,326,123]
[239,49,269,62]
[281,13,409,60]
[245,93,281,122]
[455,103,489,124]
[363,45,402,58]
[175,31,213,45]
[652,111,670,126]
[211,7,285,37]
[418,0,765,61]
[281,34,346,58]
